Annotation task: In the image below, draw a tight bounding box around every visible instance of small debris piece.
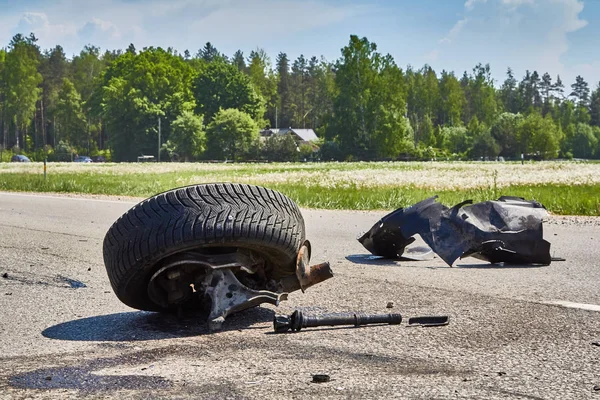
[5,293,12,296]
[593,385,600,392]
[41,247,49,250]
[497,372,506,376]
[45,376,52,381]
[312,374,330,383]
[87,268,91,272]
[386,302,394,309]
[2,272,7,279]
[592,342,600,347]
[408,316,450,327]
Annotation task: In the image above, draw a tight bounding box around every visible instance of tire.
[103,183,305,311]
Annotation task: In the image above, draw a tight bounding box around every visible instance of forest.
[0,33,599,162]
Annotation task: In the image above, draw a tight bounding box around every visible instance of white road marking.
[545,301,600,312]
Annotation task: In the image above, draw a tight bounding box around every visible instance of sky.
[0,0,598,88]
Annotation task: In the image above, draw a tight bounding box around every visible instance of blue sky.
[0,0,598,88]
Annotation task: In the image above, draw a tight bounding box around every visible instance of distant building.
[260,128,319,146]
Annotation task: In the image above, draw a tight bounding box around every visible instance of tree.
[0,48,7,150]
[54,78,87,149]
[192,60,264,124]
[471,131,500,159]
[490,112,523,158]
[247,49,277,127]
[231,50,246,72]
[440,126,470,154]
[570,75,590,107]
[328,35,409,158]
[205,108,259,161]
[39,45,70,147]
[464,64,496,126]
[500,68,518,113]
[438,70,465,126]
[4,34,42,150]
[518,112,560,159]
[262,133,298,162]
[170,111,205,161]
[98,47,196,161]
[275,52,292,128]
[590,83,600,127]
[197,42,222,62]
[570,123,597,159]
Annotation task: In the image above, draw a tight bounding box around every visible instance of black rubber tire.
[103,183,305,311]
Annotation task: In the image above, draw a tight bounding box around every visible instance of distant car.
[74,156,92,163]
[11,155,31,162]
[91,155,106,163]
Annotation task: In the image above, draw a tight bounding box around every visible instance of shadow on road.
[42,307,275,341]
[345,254,443,269]
[454,263,548,269]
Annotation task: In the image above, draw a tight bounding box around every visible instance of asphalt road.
[0,192,599,399]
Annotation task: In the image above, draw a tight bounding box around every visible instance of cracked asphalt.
[0,192,599,399]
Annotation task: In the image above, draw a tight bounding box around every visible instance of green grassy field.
[1,161,599,215]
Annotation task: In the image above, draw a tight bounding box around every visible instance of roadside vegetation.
[1,34,600,163]
[1,161,599,215]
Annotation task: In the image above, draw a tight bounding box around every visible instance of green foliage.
[54,78,87,148]
[247,49,277,126]
[98,47,196,161]
[170,111,205,161]
[319,141,343,161]
[262,134,299,162]
[441,126,470,154]
[471,131,500,159]
[439,71,465,126]
[518,113,560,159]
[193,60,264,124]
[4,34,42,150]
[490,112,523,158]
[328,36,409,159]
[570,123,597,159]
[1,33,600,162]
[205,109,259,161]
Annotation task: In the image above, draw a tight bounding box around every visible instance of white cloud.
[428,0,596,87]
[78,18,121,41]
[465,0,487,10]
[15,11,76,44]
[439,18,468,44]
[0,0,362,57]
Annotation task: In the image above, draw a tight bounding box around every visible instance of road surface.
[0,192,599,399]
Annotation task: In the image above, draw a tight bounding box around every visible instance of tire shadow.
[42,307,275,341]
[454,263,548,269]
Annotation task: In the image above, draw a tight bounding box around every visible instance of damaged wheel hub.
[147,244,333,330]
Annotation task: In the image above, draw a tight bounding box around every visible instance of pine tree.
[275,52,292,128]
[570,75,590,107]
[231,50,246,72]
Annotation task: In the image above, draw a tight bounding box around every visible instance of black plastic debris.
[407,315,450,327]
[359,196,552,267]
[312,374,331,383]
[274,310,402,333]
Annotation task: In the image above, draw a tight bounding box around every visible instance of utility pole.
[275,106,278,129]
[158,117,161,162]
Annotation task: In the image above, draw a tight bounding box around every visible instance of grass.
[0,161,599,215]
